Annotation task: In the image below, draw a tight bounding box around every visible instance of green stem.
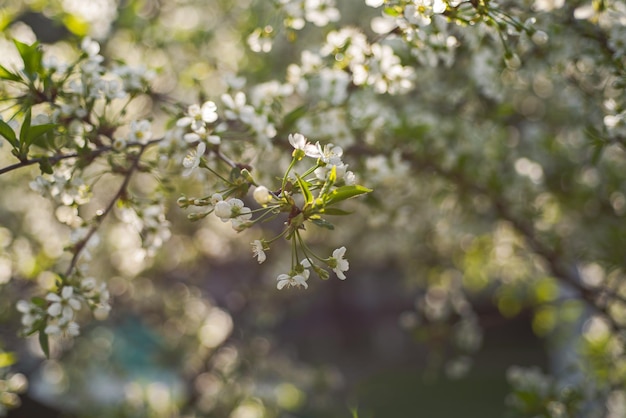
[281,157,298,196]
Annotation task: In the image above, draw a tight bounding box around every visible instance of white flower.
[101,79,126,100]
[46,286,81,321]
[251,240,267,263]
[289,133,320,158]
[329,246,349,280]
[177,101,219,131]
[404,0,446,26]
[199,101,219,123]
[182,142,206,177]
[247,28,274,53]
[315,142,343,165]
[129,119,152,144]
[66,321,80,336]
[277,269,310,290]
[304,0,340,27]
[214,200,233,220]
[44,323,61,335]
[45,320,80,337]
[16,300,40,328]
[214,198,252,224]
[112,137,127,151]
[183,127,221,145]
[81,37,100,57]
[221,92,255,121]
[210,193,223,205]
[253,185,273,205]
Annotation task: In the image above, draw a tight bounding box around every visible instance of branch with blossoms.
[0,32,372,358]
[178,127,371,290]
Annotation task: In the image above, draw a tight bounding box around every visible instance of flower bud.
[177,196,190,208]
[187,212,209,221]
[504,53,521,70]
[253,185,272,205]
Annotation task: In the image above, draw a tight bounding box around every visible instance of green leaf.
[27,123,56,148]
[31,296,47,308]
[18,109,32,157]
[325,185,372,206]
[295,173,313,205]
[38,157,54,175]
[0,64,22,82]
[0,119,18,148]
[383,6,402,17]
[14,39,42,80]
[320,207,353,216]
[310,217,334,230]
[39,330,50,359]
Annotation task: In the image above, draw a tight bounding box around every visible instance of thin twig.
[64,143,150,277]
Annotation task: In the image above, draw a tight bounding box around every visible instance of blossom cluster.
[178,130,369,289]
[16,276,110,341]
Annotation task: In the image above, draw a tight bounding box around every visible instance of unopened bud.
[253,185,273,205]
[240,168,255,184]
[187,212,209,221]
[177,196,190,208]
[504,53,521,70]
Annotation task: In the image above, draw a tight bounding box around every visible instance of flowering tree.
[0,0,625,416]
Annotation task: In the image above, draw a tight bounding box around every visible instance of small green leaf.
[310,217,334,230]
[383,6,402,17]
[0,119,18,148]
[27,123,56,148]
[0,64,22,82]
[296,174,313,205]
[31,296,47,308]
[325,185,372,206]
[18,109,32,158]
[38,157,53,175]
[14,39,43,80]
[320,207,353,216]
[39,330,50,359]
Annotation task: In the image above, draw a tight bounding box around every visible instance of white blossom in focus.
[289,133,321,158]
[277,269,310,289]
[329,246,349,279]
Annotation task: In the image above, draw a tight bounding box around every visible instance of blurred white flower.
[182,142,206,177]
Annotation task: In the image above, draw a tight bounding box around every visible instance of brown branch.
[63,142,152,277]
[0,139,163,176]
[0,150,97,176]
